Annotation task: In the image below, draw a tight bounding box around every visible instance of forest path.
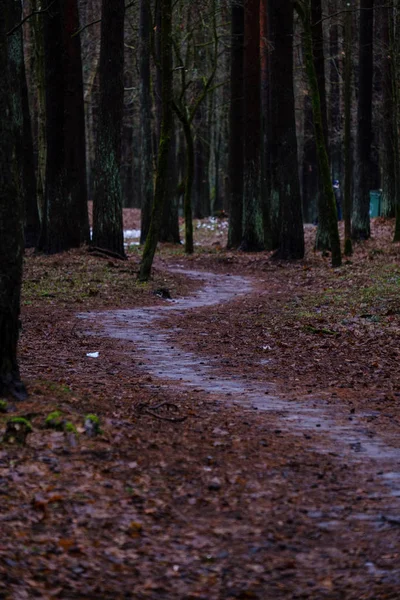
[79,267,400,595]
[85,272,400,508]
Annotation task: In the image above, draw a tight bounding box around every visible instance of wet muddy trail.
[80,268,400,591]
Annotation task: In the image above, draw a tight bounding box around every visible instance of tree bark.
[297,0,341,267]
[31,0,47,231]
[241,0,264,251]
[8,0,39,248]
[269,0,304,260]
[351,0,373,241]
[311,0,331,251]
[343,0,353,256]
[380,5,398,219]
[39,0,90,254]
[392,1,400,241]
[139,0,154,245]
[227,0,244,249]
[139,0,173,279]
[0,0,26,399]
[328,0,341,183]
[92,0,125,256]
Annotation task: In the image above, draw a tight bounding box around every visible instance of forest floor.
[1,213,400,599]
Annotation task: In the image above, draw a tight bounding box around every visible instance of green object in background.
[369,190,382,217]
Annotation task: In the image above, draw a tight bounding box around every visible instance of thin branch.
[72,1,136,38]
[72,17,101,38]
[7,0,56,36]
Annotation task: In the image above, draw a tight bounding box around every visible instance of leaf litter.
[1,215,399,598]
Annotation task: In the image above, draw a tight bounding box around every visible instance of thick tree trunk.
[352,0,373,241]
[8,0,39,248]
[227,0,244,249]
[0,0,26,399]
[241,0,264,251]
[63,0,90,245]
[39,0,89,254]
[139,0,154,245]
[267,0,282,248]
[139,0,173,279]
[299,1,341,267]
[269,0,304,260]
[92,0,125,256]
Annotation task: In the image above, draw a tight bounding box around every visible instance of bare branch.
[7,0,57,36]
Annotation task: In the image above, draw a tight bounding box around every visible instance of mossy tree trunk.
[139,0,154,245]
[241,0,264,251]
[351,0,373,241]
[269,0,304,260]
[296,0,341,267]
[139,0,173,280]
[92,0,125,257]
[343,0,353,256]
[0,0,26,399]
[39,0,90,254]
[227,0,244,249]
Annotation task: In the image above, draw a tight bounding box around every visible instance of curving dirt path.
[80,268,400,598]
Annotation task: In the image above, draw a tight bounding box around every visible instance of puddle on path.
[80,268,400,521]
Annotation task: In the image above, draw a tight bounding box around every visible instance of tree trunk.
[139,0,154,245]
[311,0,331,251]
[298,0,341,267]
[8,0,39,248]
[267,0,283,248]
[351,0,373,241]
[380,5,397,218]
[0,0,26,399]
[302,95,319,223]
[39,0,89,254]
[92,0,125,256]
[160,124,180,243]
[241,0,264,251]
[343,0,353,256]
[139,0,173,279]
[392,1,400,241]
[181,116,195,254]
[227,0,244,249]
[328,0,341,182]
[32,0,47,230]
[63,0,90,244]
[269,0,304,259]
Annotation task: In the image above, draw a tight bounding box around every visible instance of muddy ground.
[1,214,400,599]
